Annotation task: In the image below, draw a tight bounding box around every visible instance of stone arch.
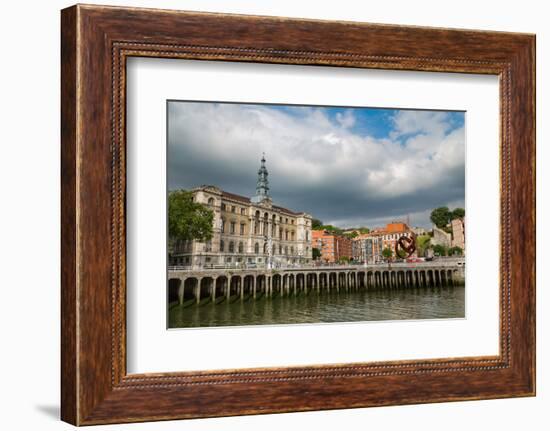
[168,278,181,304]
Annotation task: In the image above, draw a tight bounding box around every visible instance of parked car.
[406,257,424,263]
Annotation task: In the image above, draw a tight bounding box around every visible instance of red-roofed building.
[312,230,352,263]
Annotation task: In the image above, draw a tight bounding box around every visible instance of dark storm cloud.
[168,101,465,228]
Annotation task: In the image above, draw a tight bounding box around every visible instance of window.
[225,257,232,263]
[285,230,289,240]
[306,231,309,241]
[280,216,283,222]
[279,227,283,238]
[238,242,243,253]
[219,240,225,252]
[291,246,294,255]
[284,246,288,255]
[254,242,259,254]
[241,208,246,215]
[263,242,267,254]
[221,203,226,211]
[230,221,236,234]
[229,241,235,253]
[279,245,282,254]
[254,222,258,235]
[221,219,225,233]
[231,206,236,213]
[291,231,295,240]
[240,223,245,235]
[207,197,214,206]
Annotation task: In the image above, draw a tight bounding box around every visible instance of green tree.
[432,244,447,256]
[338,256,351,264]
[448,246,463,256]
[311,218,323,229]
[430,206,451,228]
[168,190,214,248]
[359,227,370,234]
[344,231,358,239]
[312,247,322,260]
[382,247,393,261]
[321,225,344,236]
[416,235,431,257]
[451,208,465,220]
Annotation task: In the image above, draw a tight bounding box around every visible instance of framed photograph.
[61,4,535,425]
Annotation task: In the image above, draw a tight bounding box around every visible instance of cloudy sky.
[167,101,465,229]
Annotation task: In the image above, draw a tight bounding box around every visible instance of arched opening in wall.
[254,242,259,254]
[263,242,267,254]
[183,278,198,301]
[167,278,181,304]
[200,277,214,300]
[272,274,281,294]
[216,276,228,299]
[207,197,214,206]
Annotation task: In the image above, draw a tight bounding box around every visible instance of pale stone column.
[211,277,217,303]
[195,277,202,304]
[240,276,244,301]
[252,275,256,299]
[178,277,185,305]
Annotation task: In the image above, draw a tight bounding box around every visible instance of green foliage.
[451,208,465,220]
[382,247,393,260]
[430,206,451,228]
[338,256,351,264]
[395,248,407,259]
[344,231,359,239]
[168,190,214,244]
[312,247,322,260]
[416,235,431,256]
[432,244,447,256]
[319,224,344,236]
[431,206,465,228]
[311,218,323,229]
[448,246,463,256]
[358,227,370,234]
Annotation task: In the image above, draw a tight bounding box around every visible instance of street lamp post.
[264,235,273,270]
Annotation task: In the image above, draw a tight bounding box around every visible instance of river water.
[168,285,465,329]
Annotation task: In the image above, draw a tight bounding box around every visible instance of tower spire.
[251,154,270,203]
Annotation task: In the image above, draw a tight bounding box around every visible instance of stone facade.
[451,218,465,250]
[432,226,452,248]
[170,157,313,269]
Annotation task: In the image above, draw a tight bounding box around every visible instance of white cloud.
[168,102,465,228]
[335,110,356,129]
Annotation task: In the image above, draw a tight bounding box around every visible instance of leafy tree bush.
[448,246,464,256]
[312,247,322,260]
[168,190,214,248]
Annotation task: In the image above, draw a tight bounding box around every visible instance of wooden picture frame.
[61,4,535,425]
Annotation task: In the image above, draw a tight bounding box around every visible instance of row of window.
[220,220,307,241]
[219,240,309,256]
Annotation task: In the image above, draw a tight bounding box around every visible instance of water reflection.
[168,286,465,329]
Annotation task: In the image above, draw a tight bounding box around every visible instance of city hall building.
[169,156,313,269]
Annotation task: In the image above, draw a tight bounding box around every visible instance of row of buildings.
[169,156,465,269]
[312,222,417,264]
